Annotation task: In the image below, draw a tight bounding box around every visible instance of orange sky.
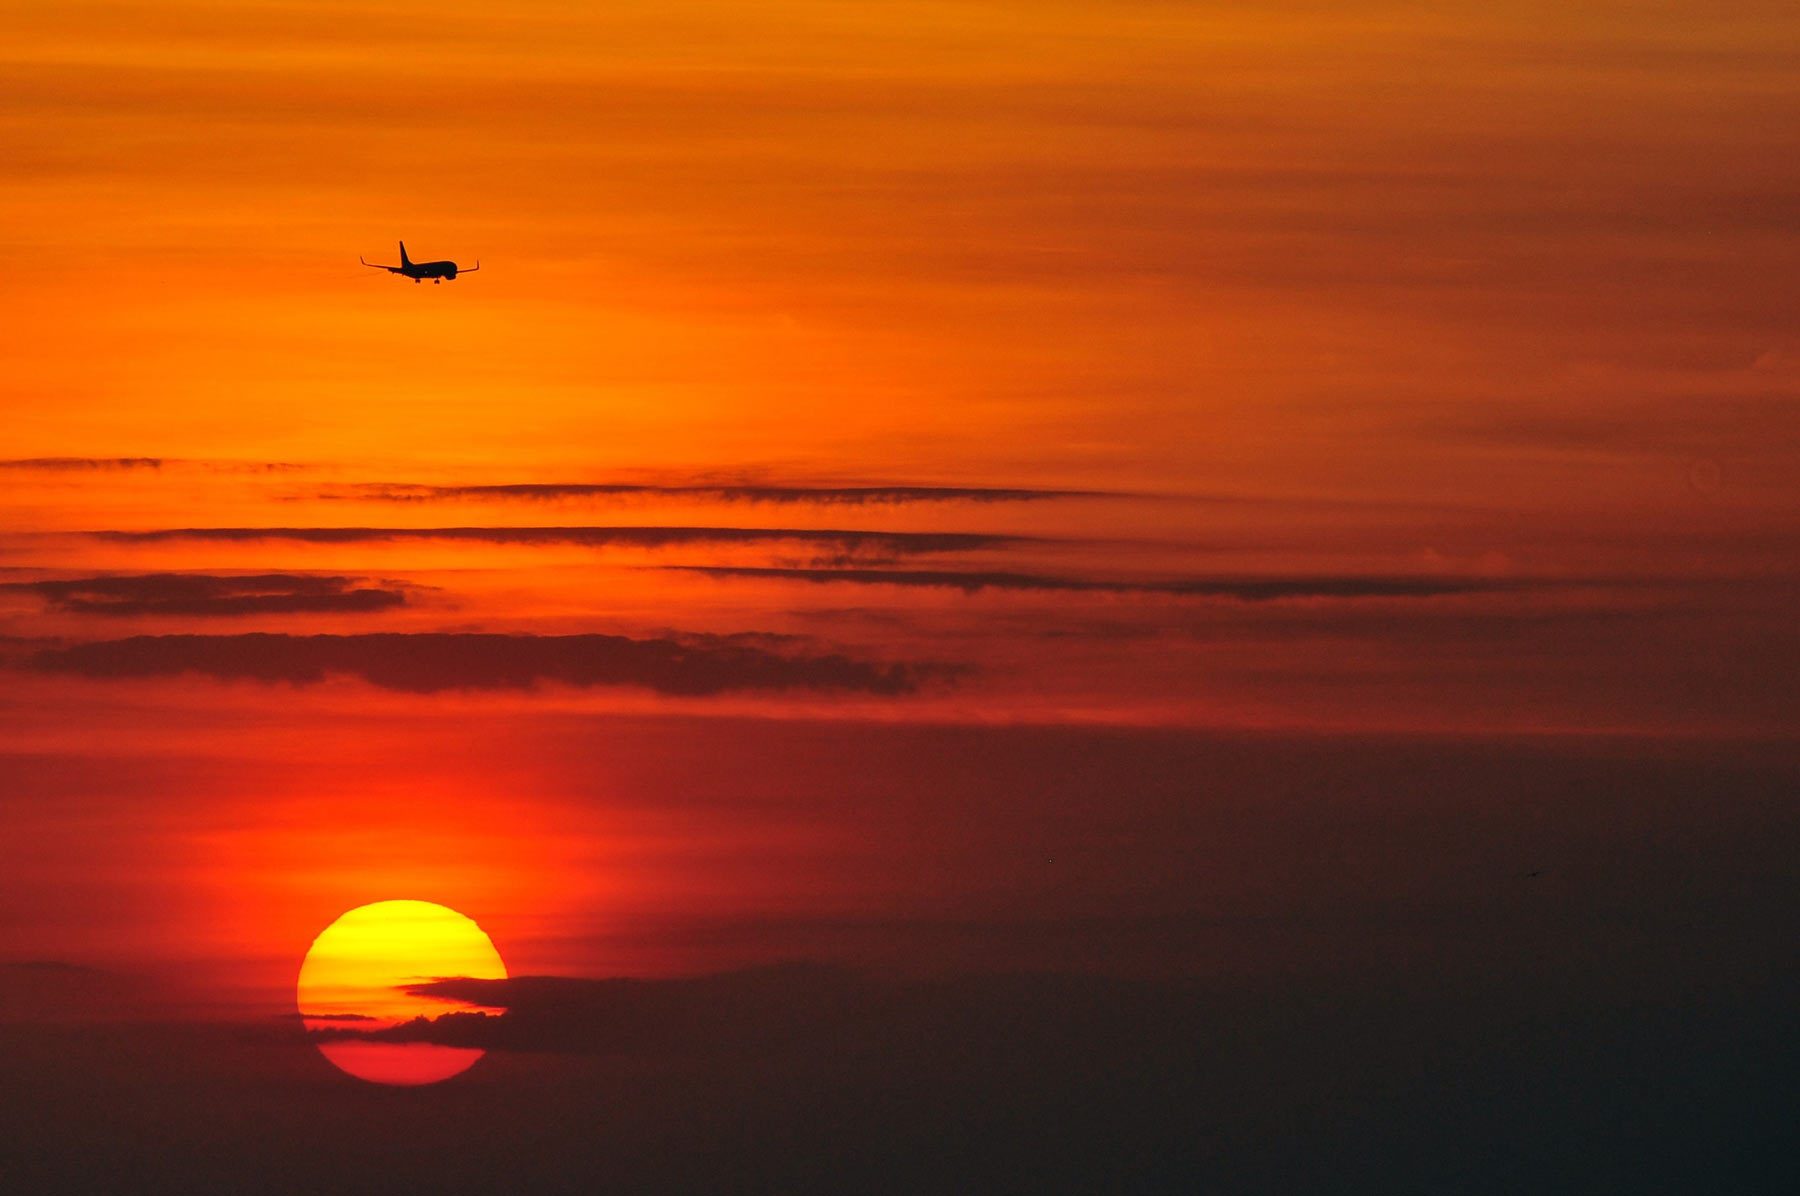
[2,1,1797,1014]
[4,1,1795,493]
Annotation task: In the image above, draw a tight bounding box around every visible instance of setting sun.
[297,900,507,1085]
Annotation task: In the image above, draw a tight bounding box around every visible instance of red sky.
[0,7,1796,1186]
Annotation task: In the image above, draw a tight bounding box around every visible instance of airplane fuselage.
[395,260,460,280]
[362,241,478,283]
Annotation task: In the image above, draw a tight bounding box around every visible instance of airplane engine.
[443,268,457,279]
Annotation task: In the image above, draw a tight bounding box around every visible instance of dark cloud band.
[304,965,1202,1059]
[323,482,1111,505]
[27,632,942,696]
[673,566,1529,600]
[88,526,1020,556]
[6,573,406,617]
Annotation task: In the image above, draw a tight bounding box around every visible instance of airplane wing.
[461,262,480,273]
[360,256,400,270]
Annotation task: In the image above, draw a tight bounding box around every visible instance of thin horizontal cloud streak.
[324,482,1113,505]
[0,457,166,471]
[26,632,943,696]
[90,526,1022,557]
[308,966,1200,1058]
[7,573,406,617]
[311,966,873,1052]
[674,566,1535,600]
[0,458,302,472]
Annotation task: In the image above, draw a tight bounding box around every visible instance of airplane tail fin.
[398,241,411,267]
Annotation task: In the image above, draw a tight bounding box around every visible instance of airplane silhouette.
[361,241,479,283]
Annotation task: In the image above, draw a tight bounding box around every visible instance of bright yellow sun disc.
[297,900,507,1085]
